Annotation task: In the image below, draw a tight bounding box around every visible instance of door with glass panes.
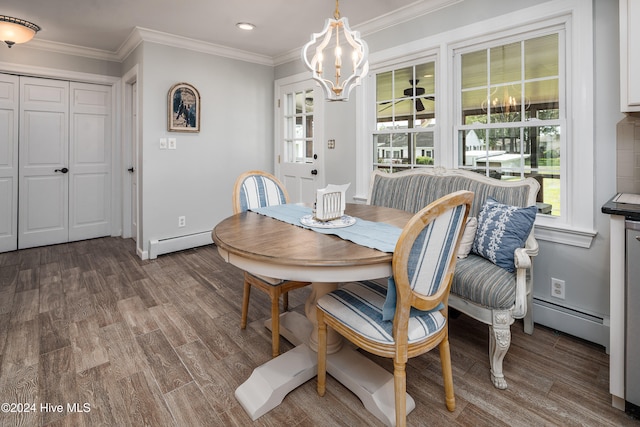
[277,80,324,204]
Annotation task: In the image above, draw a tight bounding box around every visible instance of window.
[357,2,595,246]
[456,32,562,216]
[373,61,436,173]
[284,89,314,163]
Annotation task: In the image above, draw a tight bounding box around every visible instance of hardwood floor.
[0,237,637,426]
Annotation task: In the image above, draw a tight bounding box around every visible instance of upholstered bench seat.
[367,167,540,390]
[452,254,516,310]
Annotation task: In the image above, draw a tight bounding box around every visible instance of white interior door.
[19,77,69,249]
[68,82,111,242]
[16,76,112,250]
[277,81,325,203]
[0,74,19,252]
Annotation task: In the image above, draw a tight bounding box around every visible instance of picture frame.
[168,82,200,132]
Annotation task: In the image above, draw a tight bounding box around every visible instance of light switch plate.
[168,138,177,149]
[159,138,167,149]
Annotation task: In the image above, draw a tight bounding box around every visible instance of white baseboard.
[148,231,213,259]
[533,298,609,351]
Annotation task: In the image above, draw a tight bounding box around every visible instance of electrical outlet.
[178,216,186,227]
[551,278,565,300]
[168,138,177,149]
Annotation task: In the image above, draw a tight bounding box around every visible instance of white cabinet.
[621,0,640,112]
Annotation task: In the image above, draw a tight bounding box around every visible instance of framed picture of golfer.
[168,82,200,132]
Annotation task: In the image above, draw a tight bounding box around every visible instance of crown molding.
[18,0,462,67]
[273,0,463,66]
[19,38,121,62]
[20,27,274,66]
[125,27,274,66]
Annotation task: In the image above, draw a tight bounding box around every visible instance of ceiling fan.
[379,79,434,112]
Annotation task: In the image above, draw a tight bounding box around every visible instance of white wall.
[137,42,274,256]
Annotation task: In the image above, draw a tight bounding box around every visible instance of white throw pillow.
[457,217,477,259]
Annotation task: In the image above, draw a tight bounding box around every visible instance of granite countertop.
[602,193,640,221]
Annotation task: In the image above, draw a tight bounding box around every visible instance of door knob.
[128,167,135,173]
[54,167,69,174]
[311,169,318,175]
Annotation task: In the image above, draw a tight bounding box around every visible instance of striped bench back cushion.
[370,174,531,218]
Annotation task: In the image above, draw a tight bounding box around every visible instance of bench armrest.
[512,232,537,319]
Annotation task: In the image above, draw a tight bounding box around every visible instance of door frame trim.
[121,65,139,254]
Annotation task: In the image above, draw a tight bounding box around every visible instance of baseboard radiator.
[533,298,610,351]
[149,231,213,260]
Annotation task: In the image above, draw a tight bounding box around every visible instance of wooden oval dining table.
[212,203,415,425]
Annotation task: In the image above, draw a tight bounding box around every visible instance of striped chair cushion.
[317,280,446,345]
[451,254,516,309]
[239,175,287,212]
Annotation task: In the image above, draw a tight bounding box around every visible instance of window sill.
[534,221,597,248]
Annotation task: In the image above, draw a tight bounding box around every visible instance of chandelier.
[0,16,41,48]
[481,85,530,120]
[301,0,369,101]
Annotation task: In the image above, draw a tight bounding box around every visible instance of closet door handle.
[54,167,69,174]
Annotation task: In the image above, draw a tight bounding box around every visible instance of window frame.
[453,27,566,217]
[356,0,596,248]
[371,57,439,173]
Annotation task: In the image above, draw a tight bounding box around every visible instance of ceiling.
[2,0,458,62]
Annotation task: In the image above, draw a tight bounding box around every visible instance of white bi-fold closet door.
[0,73,112,252]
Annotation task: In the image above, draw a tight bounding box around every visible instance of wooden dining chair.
[316,190,473,427]
[232,170,310,357]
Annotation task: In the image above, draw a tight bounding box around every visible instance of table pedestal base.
[235,311,415,426]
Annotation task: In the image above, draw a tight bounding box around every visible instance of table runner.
[249,204,401,253]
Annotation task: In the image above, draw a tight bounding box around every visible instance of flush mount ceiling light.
[236,22,255,31]
[0,15,41,48]
[301,0,369,101]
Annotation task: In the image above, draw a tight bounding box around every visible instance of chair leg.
[439,338,456,412]
[317,309,327,397]
[393,360,407,427]
[240,279,251,329]
[271,289,281,358]
[489,323,511,390]
[282,291,289,312]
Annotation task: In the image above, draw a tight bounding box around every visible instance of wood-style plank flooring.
[0,237,637,426]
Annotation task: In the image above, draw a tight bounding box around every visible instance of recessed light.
[236,22,255,31]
